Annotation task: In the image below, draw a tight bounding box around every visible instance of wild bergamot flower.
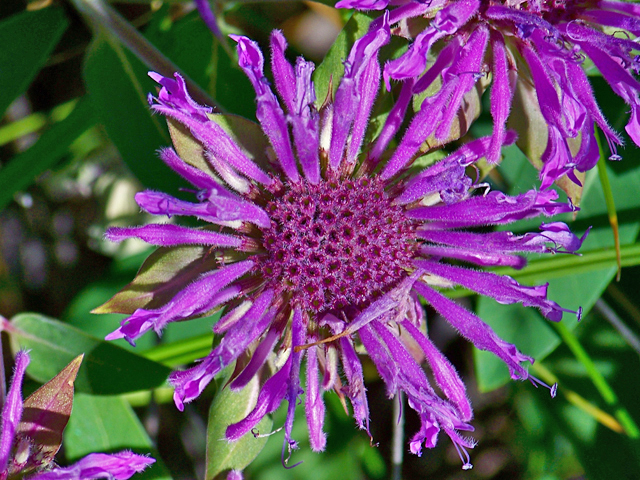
[102,16,586,468]
[336,0,640,188]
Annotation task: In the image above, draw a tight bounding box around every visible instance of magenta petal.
[105,224,242,248]
[170,294,275,410]
[230,324,282,391]
[28,451,155,480]
[329,12,390,169]
[270,30,296,113]
[408,190,572,227]
[487,30,515,163]
[401,321,473,421]
[346,57,381,166]
[370,78,414,162]
[284,309,305,451]
[159,148,218,191]
[435,25,489,141]
[416,260,567,321]
[232,35,299,182]
[226,354,293,441]
[306,344,327,452]
[0,351,29,472]
[106,262,252,343]
[290,57,321,183]
[414,282,533,381]
[339,336,370,433]
[148,72,211,122]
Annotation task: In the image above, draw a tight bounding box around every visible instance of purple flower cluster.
[336,0,640,188]
[103,16,589,468]
[0,352,154,480]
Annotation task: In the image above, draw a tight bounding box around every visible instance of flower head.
[0,351,154,480]
[336,0,640,188]
[103,18,586,468]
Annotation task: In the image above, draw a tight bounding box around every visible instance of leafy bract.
[94,245,218,315]
[18,355,83,472]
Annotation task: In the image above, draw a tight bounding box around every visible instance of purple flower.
[103,18,586,468]
[0,351,155,480]
[336,0,640,188]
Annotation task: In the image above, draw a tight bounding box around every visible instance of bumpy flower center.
[259,177,418,313]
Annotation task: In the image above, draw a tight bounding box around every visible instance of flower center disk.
[260,177,417,313]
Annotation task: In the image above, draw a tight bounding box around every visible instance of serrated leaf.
[17,355,83,470]
[206,372,272,479]
[65,393,172,480]
[0,6,68,117]
[93,245,217,315]
[8,313,170,395]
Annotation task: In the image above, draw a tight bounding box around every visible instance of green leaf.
[474,150,640,391]
[0,98,95,211]
[83,34,180,193]
[0,6,68,117]
[64,393,172,480]
[8,313,170,395]
[18,355,83,472]
[94,245,218,315]
[206,372,272,479]
[313,12,374,103]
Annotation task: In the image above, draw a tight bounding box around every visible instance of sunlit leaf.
[206,371,272,479]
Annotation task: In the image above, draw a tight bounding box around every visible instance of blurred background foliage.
[1,0,640,479]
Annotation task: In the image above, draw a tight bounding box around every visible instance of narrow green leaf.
[206,372,272,479]
[553,321,640,438]
[0,6,69,117]
[18,355,83,471]
[64,393,172,480]
[8,313,170,395]
[0,98,95,211]
[83,35,180,193]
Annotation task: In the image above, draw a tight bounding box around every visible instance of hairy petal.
[29,451,155,480]
[0,351,29,472]
[232,35,299,182]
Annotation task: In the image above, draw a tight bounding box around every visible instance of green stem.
[595,129,622,280]
[553,321,640,438]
